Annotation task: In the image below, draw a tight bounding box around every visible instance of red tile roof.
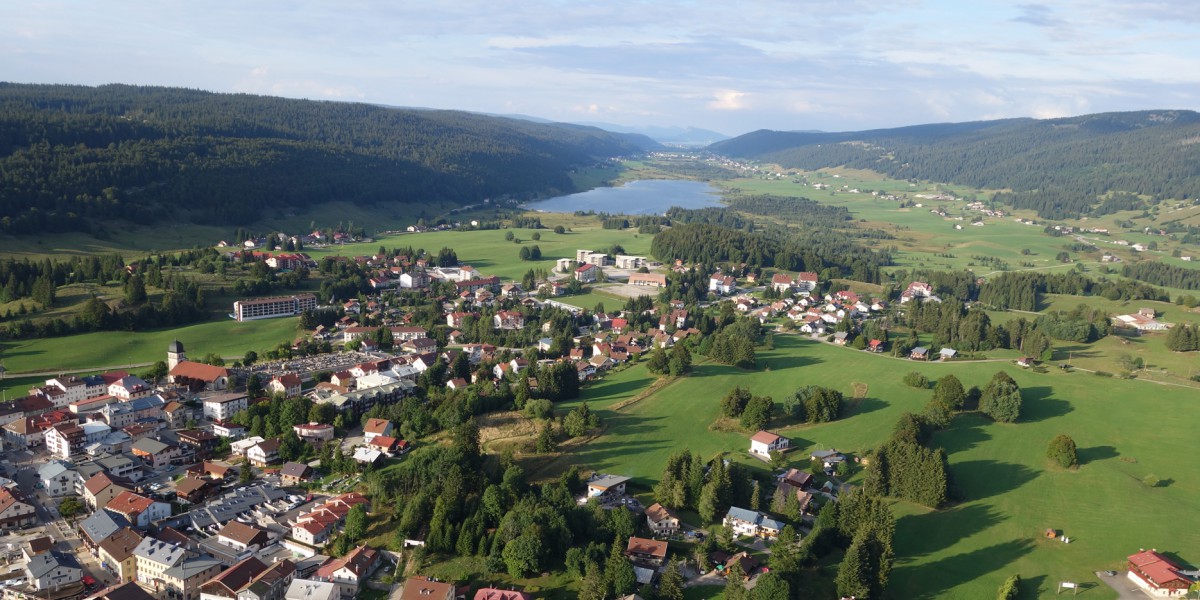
[168,361,229,382]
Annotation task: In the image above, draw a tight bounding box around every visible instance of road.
[14,460,114,588]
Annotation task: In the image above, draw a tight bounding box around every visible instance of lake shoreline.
[522,179,724,215]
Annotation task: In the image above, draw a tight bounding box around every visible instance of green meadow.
[548,335,1200,599]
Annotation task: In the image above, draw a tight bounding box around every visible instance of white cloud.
[708,91,748,111]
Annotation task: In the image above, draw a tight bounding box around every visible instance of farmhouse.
[722,507,784,539]
[625,536,668,567]
[1113,312,1171,332]
[749,431,789,457]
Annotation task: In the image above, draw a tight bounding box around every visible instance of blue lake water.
[524,179,723,215]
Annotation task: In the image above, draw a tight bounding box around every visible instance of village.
[0,237,1189,600]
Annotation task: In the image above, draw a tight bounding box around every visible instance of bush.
[1142,474,1161,488]
[903,371,929,388]
[996,574,1021,600]
[1046,434,1078,469]
[980,371,1022,423]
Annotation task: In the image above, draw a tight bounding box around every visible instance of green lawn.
[551,335,1200,598]
[0,317,299,375]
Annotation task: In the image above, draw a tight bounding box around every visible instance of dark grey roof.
[80,509,131,544]
[26,550,81,578]
[163,557,222,579]
[169,340,185,353]
[187,483,287,530]
[132,437,173,455]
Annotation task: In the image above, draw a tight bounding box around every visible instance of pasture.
[548,335,1200,598]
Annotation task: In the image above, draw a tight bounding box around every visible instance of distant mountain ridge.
[573,122,730,145]
[709,111,1200,219]
[0,83,654,234]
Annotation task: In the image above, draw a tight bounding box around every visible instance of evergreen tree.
[980,370,1023,423]
[605,539,637,597]
[658,560,685,600]
[1047,434,1078,468]
[932,374,966,410]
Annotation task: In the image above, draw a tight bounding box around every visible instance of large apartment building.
[232,294,317,322]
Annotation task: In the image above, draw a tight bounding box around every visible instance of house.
[280,462,315,486]
[202,393,249,422]
[749,431,789,457]
[162,400,198,429]
[939,347,957,361]
[625,536,668,567]
[25,549,83,591]
[722,506,784,539]
[1126,550,1193,597]
[910,347,928,360]
[285,579,340,600]
[177,429,220,459]
[899,281,939,303]
[132,437,185,469]
[574,263,599,283]
[832,332,849,346]
[778,468,813,491]
[211,421,247,439]
[868,339,884,353]
[175,476,221,504]
[83,472,131,511]
[771,273,795,293]
[362,419,393,444]
[216,521,273,553]
[628,273,667,288]
[795,271,819,292]
[811,449,846,469]
[473,589,531,600]
[98,527,144,583]
[80,509,133,549]
[246,439,281,467]
[38,460,76,497]
[1113,313,1172,332]
[107,491,170,529]
[109,375,154,400]
[45,421,86,458]
[199,556,296,600]
[586,474,630,501]
[0,484,35,532]
[87,582,159,600]
[643,503,680,536]
[708,274,736,295]
[169,362,230,391]
[314,545,382,599]
[352,447,383,465]
[493,311,525,330]
[269,374,304,398]
[160,556,225,600]
[399,577,454,600]
[1016,356,1037,368]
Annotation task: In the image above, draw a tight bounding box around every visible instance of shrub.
[1046,434,1078,469]
[996,574,1021,600]
[903,371,929,388]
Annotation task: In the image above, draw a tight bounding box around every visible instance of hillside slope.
[0,83,654,233]
[709,111,1200,219]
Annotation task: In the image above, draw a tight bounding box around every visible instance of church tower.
[168,339,186,370]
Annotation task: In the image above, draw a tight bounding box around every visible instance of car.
[1104,570,1118,577]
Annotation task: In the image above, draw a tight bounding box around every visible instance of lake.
[524,179,723,215]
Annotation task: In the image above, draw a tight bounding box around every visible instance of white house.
[25,550,83,591]
[38,460,76,497]
[723,506,785,539]
[202,393,249,422]
[749,431,789,457]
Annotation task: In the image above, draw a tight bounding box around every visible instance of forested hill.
[0,83,656,233]
[708,111,1200,219]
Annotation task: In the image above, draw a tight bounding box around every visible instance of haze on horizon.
[3,0,1198,136]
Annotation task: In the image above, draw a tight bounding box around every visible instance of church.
[166,340,230,391]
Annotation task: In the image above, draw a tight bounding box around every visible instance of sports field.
[550,335,1200,598]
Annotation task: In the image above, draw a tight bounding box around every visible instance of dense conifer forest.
[0,83,657,233]
[709,110,1200,219]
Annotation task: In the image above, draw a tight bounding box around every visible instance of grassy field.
[546,335,1200,599]
[0,317,299,375]
[305,224,655,282]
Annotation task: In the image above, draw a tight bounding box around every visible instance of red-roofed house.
[574,263,599,283]
[401,578,455,600]
[362,419,392,444]
[106,491,169,529]
[315,545,382,598]
[749,431,789,457]
[268,373,303,397]
[1127,550,1193,596]
[473,588,530,600]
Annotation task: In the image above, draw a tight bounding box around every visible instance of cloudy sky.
[3,0,1197,136]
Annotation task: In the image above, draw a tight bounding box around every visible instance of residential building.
[45,421,87,459]
[749,431,789,457]
[109,375,154,400]
[199,556,296,600]
[246,439,281,467]
[162,557,225,600]
[268,374,303,398]
[233,294,318,322]
[280,462,314,486]
[398,577,454,600]
[87,582,159,600]
[211,421,246,439]
[132,437,185,469]
[899,281,938,303]
[644,503,680,536]
[202,393,249,422]
[472,589,530,600]
[98,527,144,583]
[493,311,525,330]
[84,472,131,511]
[362,419,393,444]
[284,580,339,600]
[186,484,287,532]
[80,509,132,549]
[722,507,785,539]
[38,460,76,497]
[107,491,171,529]
[708,274,736,295]
[177,429,220,459]
[25,550,83,590]
[586,474,630,500]
[314,545,382,599]
[162,401,198,429]
[134,537,189,594]
[0,486,36,531]
[175,476,221,504]
[215,521,273,554]
[625,537,668,567]
[574,263,599,283]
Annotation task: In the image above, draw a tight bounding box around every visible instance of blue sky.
[3,0,1198,135]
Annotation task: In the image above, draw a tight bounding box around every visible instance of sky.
[3,0,1199,136]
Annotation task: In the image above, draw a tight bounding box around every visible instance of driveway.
[1096,571,1152,599]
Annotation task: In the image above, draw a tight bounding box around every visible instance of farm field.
[548,335,1200,599]
[0,316,299,375]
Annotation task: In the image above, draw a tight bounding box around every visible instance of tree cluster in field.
[977,271,1168,311]
[645,342,694,377]
[1121,261,1200,291]
[517,245,542,261]
[651,221,889,284]
[796,489,895,600]
[783,385,845,424]
[0,83,651,233]
[866,408,952,508]
[724,194,854,228]
[710,111,1200,219]
[1165,322,1200,352]
[652,449,763,520]
[699,313,760,368]
[897,302,1054,357]
[718,386,776,431]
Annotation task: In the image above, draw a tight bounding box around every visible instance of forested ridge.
[0,83,656,233]
[708,110,1200,219]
